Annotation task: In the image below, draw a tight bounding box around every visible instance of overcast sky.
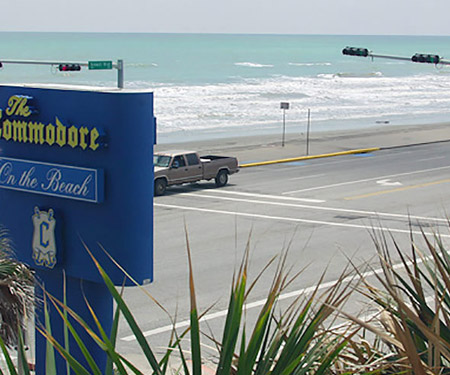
[2,0,450,35]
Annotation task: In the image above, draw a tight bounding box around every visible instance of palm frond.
[0,229,34,348]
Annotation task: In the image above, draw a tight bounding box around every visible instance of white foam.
[234,62,274,68]
[288,62,332,67]
[142,73,450,136]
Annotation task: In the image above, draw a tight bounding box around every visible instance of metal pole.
[0,59,88,67]
[117,59,124,89]
[306,109,311,155]
[343,48,450,65]
[282,108,286,147]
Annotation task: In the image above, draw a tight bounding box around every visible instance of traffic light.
[411,54,440,64]
[342,47,369,57]
[58,64,81,72]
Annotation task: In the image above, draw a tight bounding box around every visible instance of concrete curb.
[380,138,450,150]
[239,147,380,168]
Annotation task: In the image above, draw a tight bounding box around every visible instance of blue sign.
[0,85,156,375]
[0,157,104,203]
[0,85,155,285]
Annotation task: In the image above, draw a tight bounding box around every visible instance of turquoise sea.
[1,32,450,142]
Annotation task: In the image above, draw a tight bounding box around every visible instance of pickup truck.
[153,151,239,196]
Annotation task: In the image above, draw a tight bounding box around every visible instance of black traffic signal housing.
[411,54,440,64]
[342,47,369,57]
[58,64,81,72]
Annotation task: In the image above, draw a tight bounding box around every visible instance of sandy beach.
[155,122,450,164]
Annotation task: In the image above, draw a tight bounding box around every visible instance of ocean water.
[1,32,450,143]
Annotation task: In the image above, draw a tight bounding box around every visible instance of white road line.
[289,173,325,181]
[121,254,428,342]
[180,192,448,223]
[192,190,325,203]
[154,203,449,238]
[282,165,450,195]
[417,156,446,162]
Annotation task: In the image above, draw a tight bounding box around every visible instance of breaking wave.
[288,62,332,66]
[151,73,450,138]
[235,62,274,68]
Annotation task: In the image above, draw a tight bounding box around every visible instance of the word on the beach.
[0,95,105,150]
[0,157,104,203]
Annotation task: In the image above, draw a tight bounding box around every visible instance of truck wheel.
[215,170,228,187]
[154,179,167,196]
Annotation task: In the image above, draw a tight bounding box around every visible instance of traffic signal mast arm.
[0,59,123,69]
[0,59,88,68]
[342,46,450,65]
[0,59,124,88]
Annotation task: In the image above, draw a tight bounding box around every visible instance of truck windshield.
[154,155,171,167]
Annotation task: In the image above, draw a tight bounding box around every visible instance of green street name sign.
[88,61,113,70]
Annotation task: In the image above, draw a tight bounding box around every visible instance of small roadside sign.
[280,102,289,109]
[88,60,113,70]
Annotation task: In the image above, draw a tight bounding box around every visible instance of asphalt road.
[119,142,450,367]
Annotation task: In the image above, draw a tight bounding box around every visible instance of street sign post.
[280,102,290,147]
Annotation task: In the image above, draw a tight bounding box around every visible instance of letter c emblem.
[40,221,49,248]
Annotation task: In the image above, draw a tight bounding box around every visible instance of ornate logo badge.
[32,207,57,269]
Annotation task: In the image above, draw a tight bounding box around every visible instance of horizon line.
[0,31,449,38]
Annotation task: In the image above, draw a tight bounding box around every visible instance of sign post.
[306,108,311,155]
[280,102,289,147]
[0,85,156,373]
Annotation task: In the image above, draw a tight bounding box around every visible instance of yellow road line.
[344,178,450,200]
[239,148,379,167]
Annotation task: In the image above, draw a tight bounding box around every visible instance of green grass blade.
[238,305,273,375]
[271,302,313,374]
[82,293,132,375]
[114,354,145,375]
[0,335,18,375]
[36,326,91,375]
[315,338,348,375]
[185,229,201,375]
[255,311,274,367]
[105,297,122,375]
[273,304,333,375]
[47,286,131,375]
[82,243,162,375]
[190,307,201,375]
[176,333,191,375]
[45,294,103,375]
[238,283,282,375]
[216,275,246,375]
[16,328,30,375]
[63,271,71,375]
[43,293,56,375]
[254,326,285,375]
